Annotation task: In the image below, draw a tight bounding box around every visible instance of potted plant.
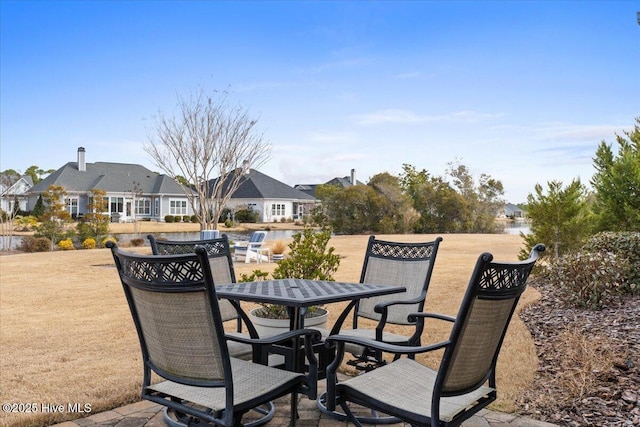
[243,227,340,336]
[270,239,287,261]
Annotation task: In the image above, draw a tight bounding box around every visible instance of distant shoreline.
[2,220,310,237]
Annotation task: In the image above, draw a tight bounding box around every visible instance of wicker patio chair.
[323,244,545,427]
[108,242,320,427]
[148,234,256,360]
[327,236,443,371]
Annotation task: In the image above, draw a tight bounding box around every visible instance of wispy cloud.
[395,71,422,79]
[296,57,371,74]
[309,131,358,145]
[232,81,295,92]
[352,109,503,126]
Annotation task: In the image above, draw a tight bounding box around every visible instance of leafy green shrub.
[164,215,175,223]
[82,238,97,249]
[190,215,197,223]
[58,238,75,250]
[234,208,259,223]
[540,251,629,309]
[582,232,640,295]
[272,227,340,281]
[240,227,340,320]
[19,236,51,252]
[224,219,233,228]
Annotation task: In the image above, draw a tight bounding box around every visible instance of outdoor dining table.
[215,278,406,374]
[216,278,406,331]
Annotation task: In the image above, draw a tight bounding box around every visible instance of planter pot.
[271,253,285,262]
[249,307,328,337]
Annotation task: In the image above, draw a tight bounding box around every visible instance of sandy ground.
[0,228,539,426]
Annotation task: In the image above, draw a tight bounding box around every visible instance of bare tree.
[145,90,271,230]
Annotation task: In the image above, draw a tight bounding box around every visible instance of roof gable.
[215,169,315,201]
[1,175,33,196]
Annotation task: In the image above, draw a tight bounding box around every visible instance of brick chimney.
[78,147,86,172]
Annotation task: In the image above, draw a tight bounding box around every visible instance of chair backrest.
[357,236,443,325]
[108,242,233,389]
[435,244,545,398]
[249,231,267,244]
[147,234,238,323]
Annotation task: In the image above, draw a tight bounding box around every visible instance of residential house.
[27,147,193,222]
[294,168,364,198]
[0,174,33,213]
[221,169,317,222]
[500,203,525,219]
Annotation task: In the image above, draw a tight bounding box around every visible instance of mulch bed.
[517,280,640,426]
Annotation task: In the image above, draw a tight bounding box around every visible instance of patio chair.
[148,234,255,360]
[108,242,321,427]
[327,236,443,371]
[234,230,268,263]
[323,244,545,427]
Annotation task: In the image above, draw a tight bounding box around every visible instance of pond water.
[1,225,532,251]
[0,229,298,251]
[500,221,531,235]
[114,229,298,245]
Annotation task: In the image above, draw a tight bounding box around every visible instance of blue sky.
[1,1,638,203]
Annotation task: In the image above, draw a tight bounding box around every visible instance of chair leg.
[341,402,364,427]
[290,392,298,427]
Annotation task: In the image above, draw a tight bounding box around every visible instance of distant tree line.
[314,161,505,235]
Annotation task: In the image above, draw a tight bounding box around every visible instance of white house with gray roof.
[221,169,317,222]
[27,147,193,222]
[1,174,33,213]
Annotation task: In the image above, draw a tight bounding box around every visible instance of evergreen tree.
[32,195,45,219]
[591,117,640,232]
[520,180,591,261]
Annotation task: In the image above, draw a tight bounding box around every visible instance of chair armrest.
[371,292,427,340]
[407,312,456,323]
[325,333,450,356]
[226,328,322,346]
[373,293,426,314]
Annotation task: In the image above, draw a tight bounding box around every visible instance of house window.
[154,199,159,216]
[170,200,187,215]
[66,197,79,216]
[271,204,285,216]
[135,198,151,215]
[110,197,124,214]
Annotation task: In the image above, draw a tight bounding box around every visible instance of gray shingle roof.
[29,162,187,195]
[224,169,316,201]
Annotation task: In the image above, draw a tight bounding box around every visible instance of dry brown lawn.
[0,227,538,426]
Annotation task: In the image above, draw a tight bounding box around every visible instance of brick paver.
[51,378,558,427]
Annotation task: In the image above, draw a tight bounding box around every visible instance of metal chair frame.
[329,235,443,371]
[109,242,321,427]
[323,244,545,427]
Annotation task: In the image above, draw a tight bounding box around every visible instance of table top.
[216,278,406,307]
